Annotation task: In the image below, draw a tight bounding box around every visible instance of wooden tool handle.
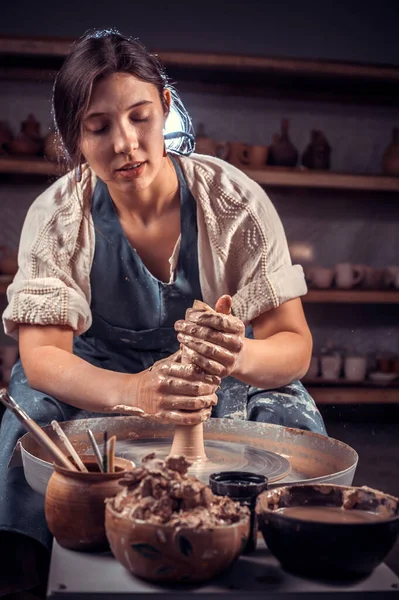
[0,389,77,471]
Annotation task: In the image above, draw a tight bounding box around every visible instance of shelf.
[307,385,399,404]
[1,36,398,79]
[0,157,60,176]
[304,290,399,304]
[1,36,399,103]
[243,168,399,192]
[1,158,399,193]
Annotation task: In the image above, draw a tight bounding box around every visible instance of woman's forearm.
[23,346,133,413]
[232,332,312,389]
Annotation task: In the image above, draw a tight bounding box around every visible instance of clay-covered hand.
[111,351,220,425]
[174,296,245,378]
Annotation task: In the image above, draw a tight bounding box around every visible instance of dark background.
[2,0,399,65]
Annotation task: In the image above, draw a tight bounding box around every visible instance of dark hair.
[52,28,194,171]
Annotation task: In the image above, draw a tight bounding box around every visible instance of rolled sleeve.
[3,276,92,339]
[2,169,94,339]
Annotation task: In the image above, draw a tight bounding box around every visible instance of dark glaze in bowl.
[256,483,399,579]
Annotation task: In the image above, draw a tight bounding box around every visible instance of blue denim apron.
[0,155,326,556]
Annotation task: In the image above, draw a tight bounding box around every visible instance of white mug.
[383,266,399,289]
[305,267,334,289]
[320,355,342,380]
[306,356,319,379]
[344,356,367,382]
[335,263,364,289]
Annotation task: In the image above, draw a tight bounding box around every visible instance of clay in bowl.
[45,455,134,552]
[105,453,250,583]
[256,483,399,579]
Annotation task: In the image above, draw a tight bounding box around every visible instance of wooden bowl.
[105,502,250,583]
[256,483,399,579]
[45,455,133,552]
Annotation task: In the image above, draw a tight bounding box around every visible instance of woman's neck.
[108,156,179,225]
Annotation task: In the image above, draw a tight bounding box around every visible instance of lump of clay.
[108,452,249,529]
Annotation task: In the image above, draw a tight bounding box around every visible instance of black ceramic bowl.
[256,483,399,580]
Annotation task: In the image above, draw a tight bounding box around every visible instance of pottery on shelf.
[268,119,298,167]
[302,130,331,170]
[0,121,13,154]
[6,136,42,156]
[44,455,134,551]
[21,113,42,141]
[382,128,399,176]
[194,123,218,156]
[105,503,250,583]
[6,114,44,156]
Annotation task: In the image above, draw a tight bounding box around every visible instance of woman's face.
[80,72,169,194]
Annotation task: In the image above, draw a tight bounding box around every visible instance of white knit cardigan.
[3,154,307,338]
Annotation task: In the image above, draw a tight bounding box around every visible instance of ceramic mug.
[335,263,364,289]
[305,267,334,289]
[383,266,399,289]
[306,356,319,379]
[320,355,342,380]
[216,141,247,167]
[242,144,269,169]
[359,266,384,289]
[344,356,367,382]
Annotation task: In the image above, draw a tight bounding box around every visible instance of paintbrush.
[103,431,108,473]
[51,420,88,472]
[107,435,116,473]
[86,428,104,472]
[0,389,77,471]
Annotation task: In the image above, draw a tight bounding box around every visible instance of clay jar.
[268,119,298,167]
[302,130,331,170]
[7,114,43,156]
[105,503,250,583]
[45,455,133,551]
[382,128,399,176]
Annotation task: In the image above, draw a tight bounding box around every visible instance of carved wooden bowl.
[105,502,250,583]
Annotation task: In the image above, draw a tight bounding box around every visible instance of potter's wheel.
[114,438,291,483]
[15,417,359,497]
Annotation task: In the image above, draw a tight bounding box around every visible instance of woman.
[0,29,326,597]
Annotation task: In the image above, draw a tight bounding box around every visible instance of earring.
[163,142,167,157]
[75,164,82,183]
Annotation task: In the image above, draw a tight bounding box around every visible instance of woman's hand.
[110,351,220,425]
[174,296,245,378]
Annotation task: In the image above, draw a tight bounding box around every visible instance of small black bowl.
[256,483,399,580]
[209,471,268,554]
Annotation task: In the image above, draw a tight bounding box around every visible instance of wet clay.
[108,453,249,528]
[169,300,217,461]
[169,423,207,461]
[277,505,386,523]
[114,438,291,483]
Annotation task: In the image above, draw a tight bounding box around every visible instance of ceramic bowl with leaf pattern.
[105,503,250,583]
